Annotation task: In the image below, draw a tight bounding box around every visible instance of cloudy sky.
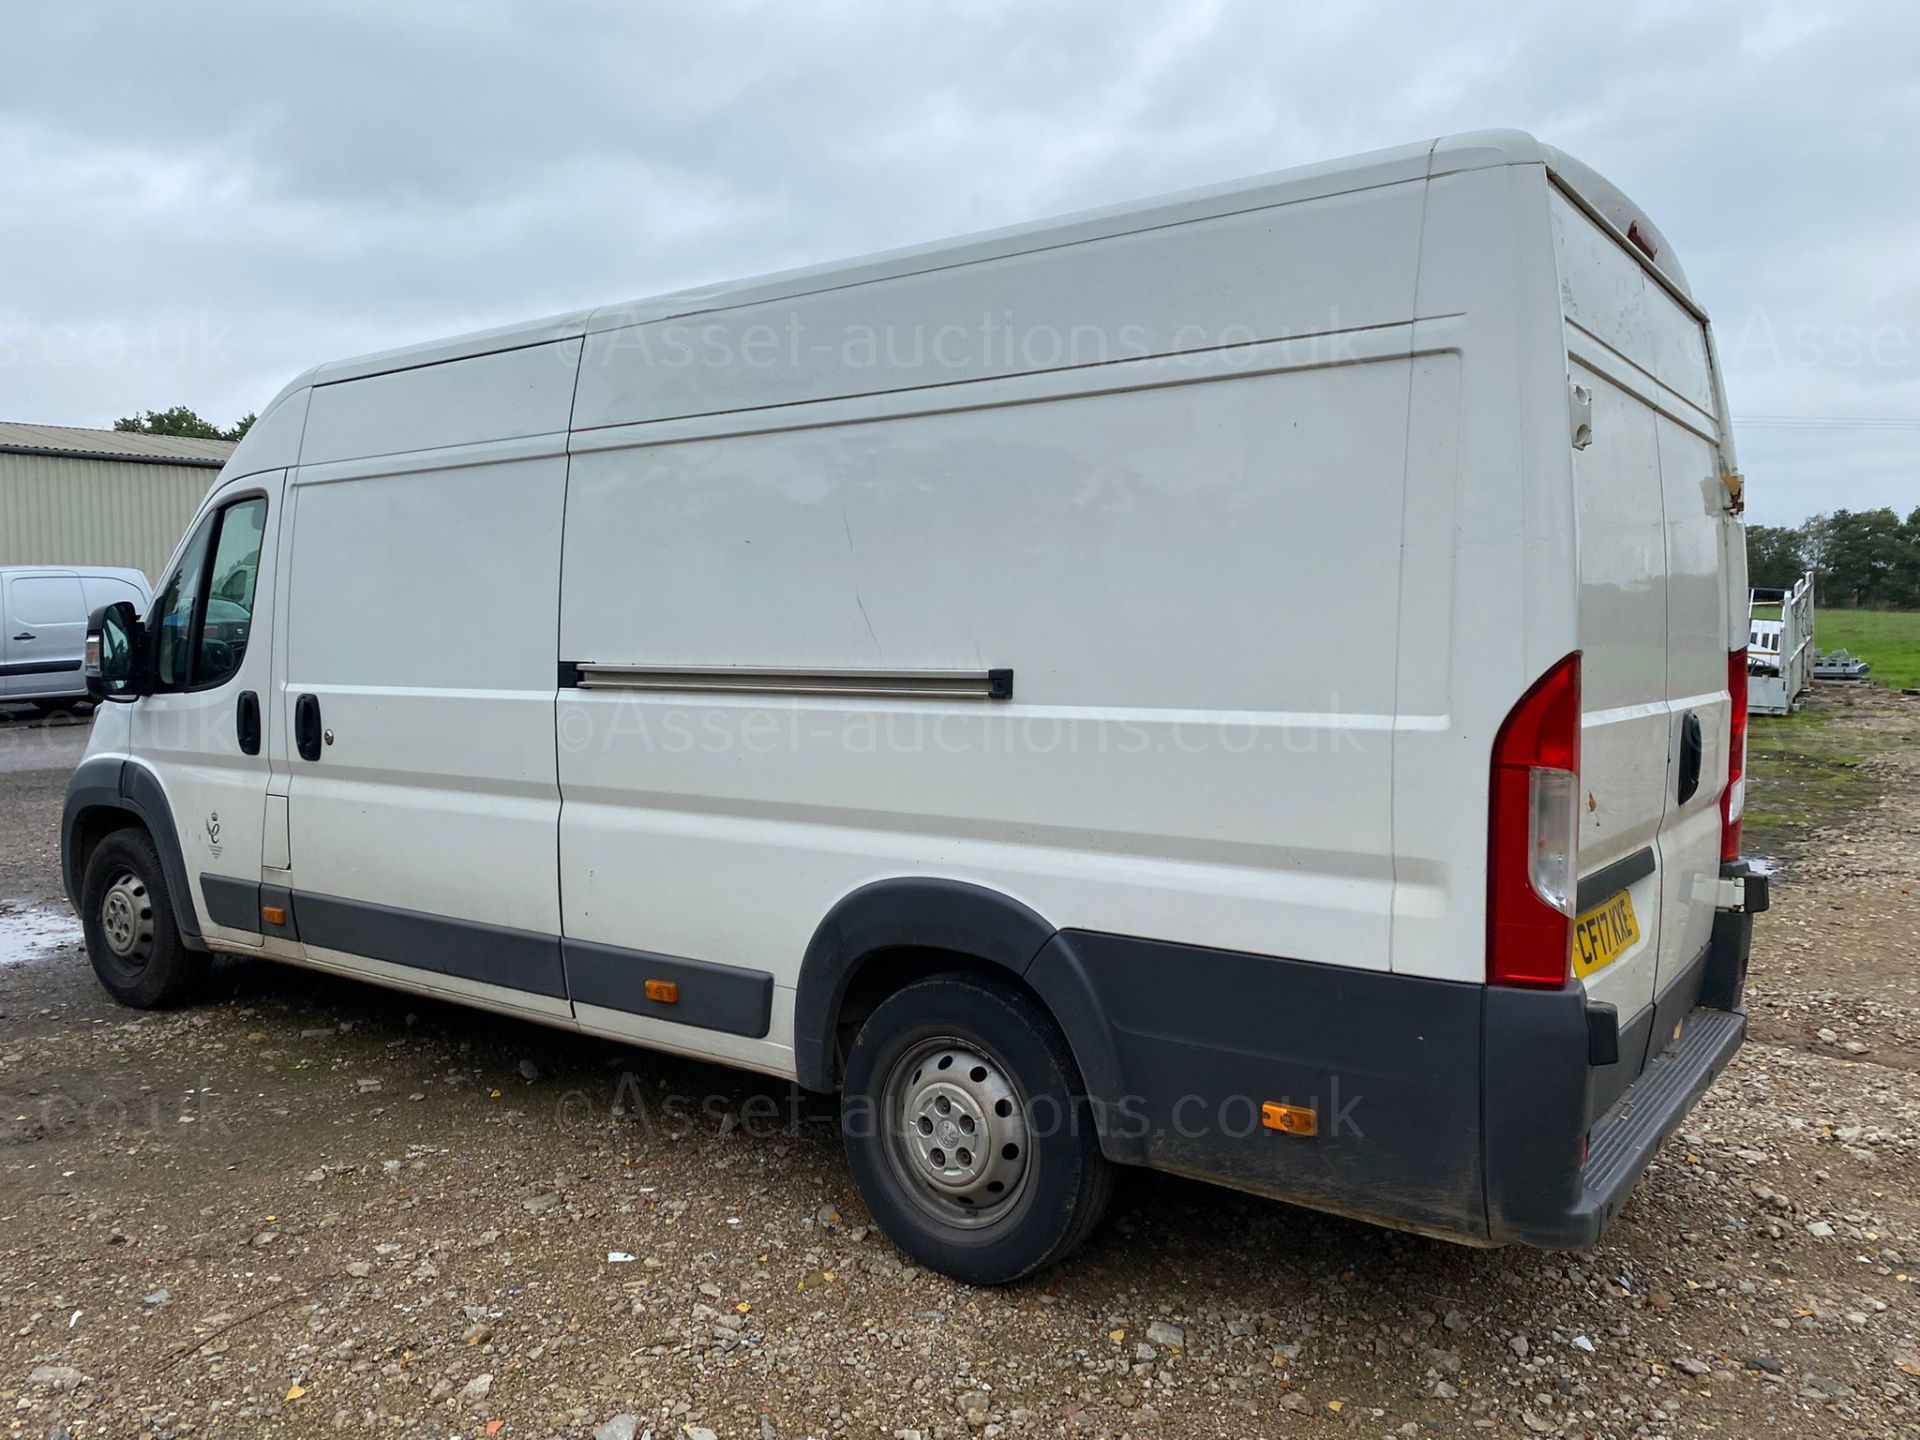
[3,1,1915,527]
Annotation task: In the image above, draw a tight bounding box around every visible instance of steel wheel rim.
[881,1036,1032,1229]
[100,871,154,965]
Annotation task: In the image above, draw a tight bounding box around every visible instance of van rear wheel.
[80,830,204,1008]
[841,973,1112,1284]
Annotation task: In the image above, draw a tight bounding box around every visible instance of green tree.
[114,405,255,443]
[1744,524,1806,591]
[1817,508,1909,608]
[1893,506,1920,608]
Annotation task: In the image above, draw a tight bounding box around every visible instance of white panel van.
[1,565,150,712]
[64,131,1765,1283]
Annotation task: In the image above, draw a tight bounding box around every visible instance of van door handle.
[1676,711,1704,805]
[12,631,33,641]
[294,693,323,762]
[236,691,261,756]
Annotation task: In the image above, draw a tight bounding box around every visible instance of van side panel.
[1389,162,1580,985]
[279,342,580,1000]
[558,345,1418,1024]
[0,571,87,700]
[573,183,1424,428]
[79,573,150,613]
[300,341,582,464]
[283,451,568,937]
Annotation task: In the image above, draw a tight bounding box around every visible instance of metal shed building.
[0,422,233,585]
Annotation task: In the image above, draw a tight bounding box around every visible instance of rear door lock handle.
[1676,711,1704,804]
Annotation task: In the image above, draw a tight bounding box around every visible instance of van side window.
[151,496,267,692]
[151,524,213,691]
[198,498,266,687]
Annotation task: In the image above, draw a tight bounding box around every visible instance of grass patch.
[1815,609,1920,691]
[1743,698,1889,860]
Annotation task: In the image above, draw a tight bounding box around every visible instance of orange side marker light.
[261,905,287,926]
[644,979,680,1004]
[1261,1102,1318,1137]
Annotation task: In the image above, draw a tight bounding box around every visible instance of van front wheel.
[841,973,1113,1284]
[80,830,205,1008]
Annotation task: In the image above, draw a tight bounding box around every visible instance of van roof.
[291,129,1687,394]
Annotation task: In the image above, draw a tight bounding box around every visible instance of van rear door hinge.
[1568,382,1594,450]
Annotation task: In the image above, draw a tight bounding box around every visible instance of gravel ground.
[1,693,1917,1439]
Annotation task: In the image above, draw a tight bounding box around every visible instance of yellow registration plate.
[1574,890,1640,978]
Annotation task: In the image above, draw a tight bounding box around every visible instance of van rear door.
[1562,350,1666,1074]
[1649,343,1736,1034]
[1551,182,1734,1098]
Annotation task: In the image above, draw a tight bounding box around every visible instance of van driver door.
[131,471,285,949]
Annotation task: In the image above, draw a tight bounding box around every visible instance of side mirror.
[84,601,147,703]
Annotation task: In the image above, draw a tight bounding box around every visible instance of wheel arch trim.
[61,756,205,946]
[791,878,1127,1125]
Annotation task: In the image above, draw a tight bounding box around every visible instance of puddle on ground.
[0,904,84,966]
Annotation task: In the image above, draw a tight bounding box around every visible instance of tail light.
[1488,653,1582,988]
[1721,648,1748,862]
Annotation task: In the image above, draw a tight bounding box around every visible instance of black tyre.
[79,830,205,1008]
[842,972,1113,1285]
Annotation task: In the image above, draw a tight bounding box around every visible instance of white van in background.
[0,566,150,713]
[64,131,1765,1283]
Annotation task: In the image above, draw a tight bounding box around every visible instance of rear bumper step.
[1499,1004,1745,1249]
[1579,1005,1745,1227]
